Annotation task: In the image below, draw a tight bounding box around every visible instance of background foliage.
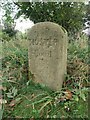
[2,1,17,38]
[15,2,86,34]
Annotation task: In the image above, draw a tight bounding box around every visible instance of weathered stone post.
[28,22,67,91]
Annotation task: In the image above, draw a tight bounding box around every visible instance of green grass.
[1,35,89,119]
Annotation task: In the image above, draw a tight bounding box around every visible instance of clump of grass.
[2,39,29,85]
[1,35,89,118]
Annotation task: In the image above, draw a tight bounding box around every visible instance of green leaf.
[74,95,79,102]
[80,93,86,101]
[6,93,13,98]
[12,87,18,97]
[15,97,21,102]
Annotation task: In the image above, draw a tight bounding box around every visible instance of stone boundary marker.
[28,22,68,91]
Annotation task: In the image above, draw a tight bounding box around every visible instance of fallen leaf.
[9,98,21,107]
[9,100,16,107]
[59,96,66,102]
[55,90,73,103]
[64,90,73,100]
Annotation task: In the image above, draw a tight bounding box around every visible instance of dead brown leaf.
[9,98,21,107]
[9,100,16,107]
[64,90,73,100]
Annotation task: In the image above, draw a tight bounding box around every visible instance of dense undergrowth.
[0,35,89,119]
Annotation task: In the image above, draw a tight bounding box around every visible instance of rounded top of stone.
[33,22,61,27]
[27,22,67,40]
[31,22,66,32]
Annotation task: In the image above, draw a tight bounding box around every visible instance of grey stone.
[28,22,68,91]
